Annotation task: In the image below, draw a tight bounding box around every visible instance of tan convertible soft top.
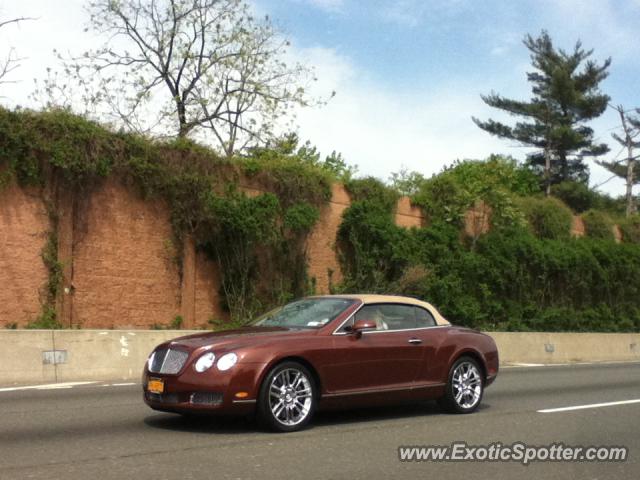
[321,294,451,326]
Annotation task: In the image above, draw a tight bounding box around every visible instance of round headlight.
[194,352,216,373]
[217,353,238,371]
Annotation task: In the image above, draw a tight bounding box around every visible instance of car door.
[325,303,426,394]
[411,305,452,386]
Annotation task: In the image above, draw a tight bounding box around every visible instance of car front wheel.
[257,361,316,432]
[438,356,484,414]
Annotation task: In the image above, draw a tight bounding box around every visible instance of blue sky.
[255,0,640,194]
[1,0,640,195]
[259,0,640,98]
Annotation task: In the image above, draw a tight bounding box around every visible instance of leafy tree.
[35,0,314,156]
[473,31,611,195]
[412,155,539,227]
[321,150,356,182]
[389,168,426,196]
[248,132,356,180]
[596,105,640,216]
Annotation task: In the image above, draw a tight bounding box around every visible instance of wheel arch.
[450,348,488,381]
[258,355,323,399]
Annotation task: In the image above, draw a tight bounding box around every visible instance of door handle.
[408,338,422,344]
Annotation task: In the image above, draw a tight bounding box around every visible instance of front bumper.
[142,362,267,415]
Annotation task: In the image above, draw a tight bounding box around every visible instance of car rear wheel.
[438,356,484,414]
[257,361,316,432]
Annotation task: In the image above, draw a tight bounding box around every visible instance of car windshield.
[251,298,355,329]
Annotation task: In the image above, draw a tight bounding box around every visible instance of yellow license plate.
[147,378,164,394]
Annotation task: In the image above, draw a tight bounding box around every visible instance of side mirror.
[350,319,376,338]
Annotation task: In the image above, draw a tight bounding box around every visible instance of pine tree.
[473,31,611,195]
[597,105,640,216]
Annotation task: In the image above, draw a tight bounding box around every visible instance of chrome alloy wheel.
[452,361,482,409]
[268,368,313,427]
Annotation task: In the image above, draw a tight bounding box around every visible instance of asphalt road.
[0,362,638,480]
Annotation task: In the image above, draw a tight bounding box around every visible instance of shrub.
[345,176,399,211]
[516,196,573,240]
[552,181,596,213]
[412,156,537,229]
[336,208,640,332]
[582,209,615,240]
[412,174,467,225]
[553,181,624,215]
[618,215,640,244]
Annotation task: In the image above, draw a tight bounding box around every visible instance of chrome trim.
[331,302,365,335]
[322,382,446,398]
[148,347,189,374]
[232,399,257,404]
[361,325,450,334]
[331,302,449,335]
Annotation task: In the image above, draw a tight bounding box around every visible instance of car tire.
[257,361,317,432]
[438,356,484,414]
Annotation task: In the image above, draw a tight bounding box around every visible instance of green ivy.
[0,107,329,326]
[336,204,640,332]
[27,306,62,329]
[284,202,320,232]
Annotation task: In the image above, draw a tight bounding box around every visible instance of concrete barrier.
[488,332,640,365]
[0,330,200,385]
[0,330,639,386]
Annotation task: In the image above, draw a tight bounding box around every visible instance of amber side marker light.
[235,392,249,399]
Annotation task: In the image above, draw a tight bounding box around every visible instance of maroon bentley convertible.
[143,295,499,432]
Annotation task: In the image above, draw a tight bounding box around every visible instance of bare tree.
[36,0,315,156]
[0,15,34,86]
[597,105,640,216]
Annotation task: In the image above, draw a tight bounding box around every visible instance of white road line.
[111,382,136,386]
[0,381,98,392]
[538,399,640,413]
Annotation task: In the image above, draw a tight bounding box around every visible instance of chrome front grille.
[149,348,189,374]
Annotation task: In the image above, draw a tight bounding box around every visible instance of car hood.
[162,326,317,352]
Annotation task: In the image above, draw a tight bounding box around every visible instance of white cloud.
[289,46,626,196]
[290,46,518,181]
[379,0,469,28]
[381,1,424,28]
[0,0,630,197]
[487,31,521,58]
[539,0,639,63]
[301,0,344,13]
